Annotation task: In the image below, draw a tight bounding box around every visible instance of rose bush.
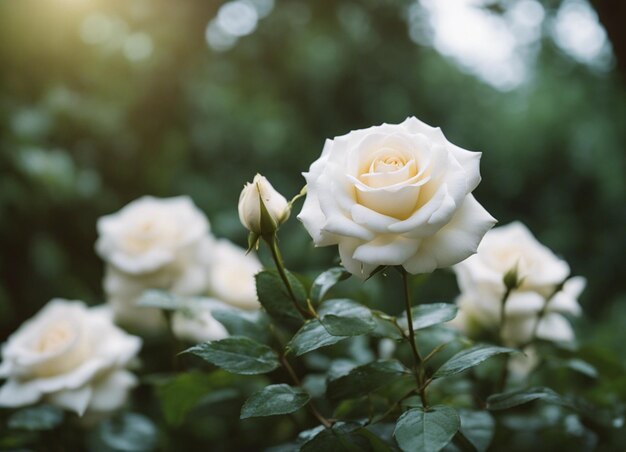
[298,117,496,278]
[0,300,141,417]
[3,124,618,452]
[452,222,585,346]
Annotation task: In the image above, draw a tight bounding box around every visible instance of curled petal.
[353,236,421,266]
[404,194,496,271]
[338,238,377,280]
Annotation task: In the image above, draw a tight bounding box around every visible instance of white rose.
[103,235,214,332]
[96,196,214,331]
[452,222,585,346]
[96,196,210,275]
[171,298,230,343]
[206,239,262,310]
[507,346,540,380]
[297,117,496,278]
[238,174,290,235]
[0,300,141,417]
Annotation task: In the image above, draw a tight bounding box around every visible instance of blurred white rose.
[507,346,540,380]
[378,338,397,360]
[171,298,230,343]
[96,196,210,275]
[95,196,213,331]
[238,174,290,236]
[452,222,585,346]
[0,300,141,417]
[207,239,262,310]
[298,117,496,278]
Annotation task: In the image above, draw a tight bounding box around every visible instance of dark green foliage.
[394,405,460,452]
[0,0,624,451]
[240,384,310,419]
[185,336,281,375]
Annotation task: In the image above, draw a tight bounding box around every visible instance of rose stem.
[280,354,332,428]
[265,235,314,318]
[495,286,514,393]
[163,310,181,371]
[400,268,429,408]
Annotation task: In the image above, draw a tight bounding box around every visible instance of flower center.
[36,322,73,353]
[372,156,405,173]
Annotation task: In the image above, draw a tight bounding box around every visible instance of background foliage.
[0,0,624,450]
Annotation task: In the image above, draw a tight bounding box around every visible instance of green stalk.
[401,269,429,408]
[265,235,314,318]
[496,288,513,393]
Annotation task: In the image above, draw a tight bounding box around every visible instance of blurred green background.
[0,0,624,343]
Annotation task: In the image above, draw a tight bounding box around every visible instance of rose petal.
[402,252,439,274]
[536,313,575,342]
[505,291,546,316]
[352,236,421,266]
[338,238,377,279]
[449,144,482,192]
[0,379,42,407]
[548,276,585,316]
[387,184,448,237]
[350,204,396,233]
[403,194,496,272]
[355,182,422,219]
[46,385,93,416]
[298,173,338,246]
[88,370,137,413]
[359,158,417,188]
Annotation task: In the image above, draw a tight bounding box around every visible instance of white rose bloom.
[0,300,141,417]
[452,222,585,346]
[96,196,210,275]
[95,196,213,331]
[238,174,290,235]
[507,346,540,380]
[298,117,496,278]
[206,239,262,310]
[171,298,230,343]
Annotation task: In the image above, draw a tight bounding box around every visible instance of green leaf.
[91,412,158,452]
[247,231,260,252]
[8,405,64,431]
[302,374,327,398]
[433,345,517,379]
[310,267,350,304]
[401,303,458,330]
[287,319,348,356]
[394,405,460,452]
[327,360,410,400]
[255,270,305,325]
[365,265,389,281]
[240,384,310,419]
[370,312,403,340]
[301,423,368,452]
[136,290,183,310]
[153,370,242,426]
[486,387,576,411]
[356,428,396,452]
[185,336,280,375]
[457,410,494,452]
[211,309,271,343]
[319,299,376,336]
[563,358,599,378]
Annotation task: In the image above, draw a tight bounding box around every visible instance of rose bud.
[238,174,290,238]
